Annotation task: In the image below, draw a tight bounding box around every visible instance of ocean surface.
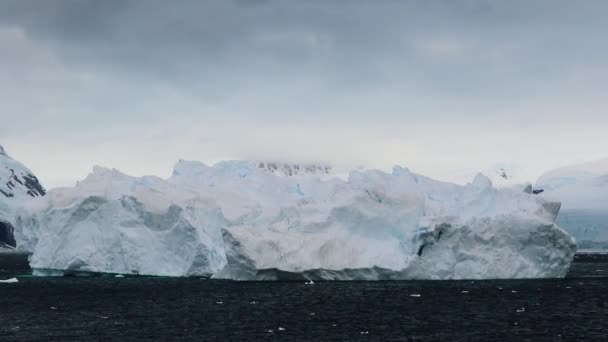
[1,253,607,341]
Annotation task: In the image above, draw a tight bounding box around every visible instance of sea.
[1,252,606,341]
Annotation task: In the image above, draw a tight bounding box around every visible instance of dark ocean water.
[1,253,607,341]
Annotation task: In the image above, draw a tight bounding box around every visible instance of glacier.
[13,158,577,280]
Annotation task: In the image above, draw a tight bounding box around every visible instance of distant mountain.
[537,158,608,248]
[0,144,46,248]
[537,158,608,193]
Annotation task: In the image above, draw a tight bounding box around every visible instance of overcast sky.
[1,0,607,188]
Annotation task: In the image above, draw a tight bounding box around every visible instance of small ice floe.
[304,280,315,285]
[566,286,571,289]
[461,291,469,294]
[360,331,369,335]
[216,301,223,305]
[516,308,526,313]
[0,278,18,284]
[511,290,518,293]
[497,287,503,290]
[50,307,57,310]
[310,312,316,316]
[514,322,519,326]
[278,327,286,331]
[266,329,274,333]
[410,294,421,298]
[250,301,258,305]
[115,275,124,278]
[332,324,337,327]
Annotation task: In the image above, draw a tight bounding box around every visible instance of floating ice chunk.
[0,278,18,283]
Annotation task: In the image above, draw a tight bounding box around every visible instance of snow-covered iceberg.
[15,160,576,280]
[213,166,575,280]
[17,167,226,276]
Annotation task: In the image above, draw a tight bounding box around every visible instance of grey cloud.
[1,1,608,186]
[3,1,607,97]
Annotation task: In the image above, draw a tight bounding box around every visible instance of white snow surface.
[15,160,576,280]
[1,148,43,221]
[1,146,46,249]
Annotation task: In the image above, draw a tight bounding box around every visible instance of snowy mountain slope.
[0,146,45,200]
[537,158,608,247]
[0,144,46,249]
[16,160,576,279]
[537,158,608,192]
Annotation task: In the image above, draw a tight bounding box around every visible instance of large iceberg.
[15,159,576,279]
[17,167,226,276]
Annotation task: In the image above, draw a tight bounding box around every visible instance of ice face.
[214,169,576,280]
[14,159,577,279]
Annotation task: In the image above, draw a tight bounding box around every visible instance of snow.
[0,146,46,249]
[14,159,576,280]
[537,158,608,247]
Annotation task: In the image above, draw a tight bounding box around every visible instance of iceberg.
[15,160,576,280]
[18,167,226,276]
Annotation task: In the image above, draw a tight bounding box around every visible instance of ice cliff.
[17,167,226,276]
[14,159,577,279]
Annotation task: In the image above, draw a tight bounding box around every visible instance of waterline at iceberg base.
[15,161,577,280]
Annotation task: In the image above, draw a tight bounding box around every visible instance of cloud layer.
[1,0,607,187]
